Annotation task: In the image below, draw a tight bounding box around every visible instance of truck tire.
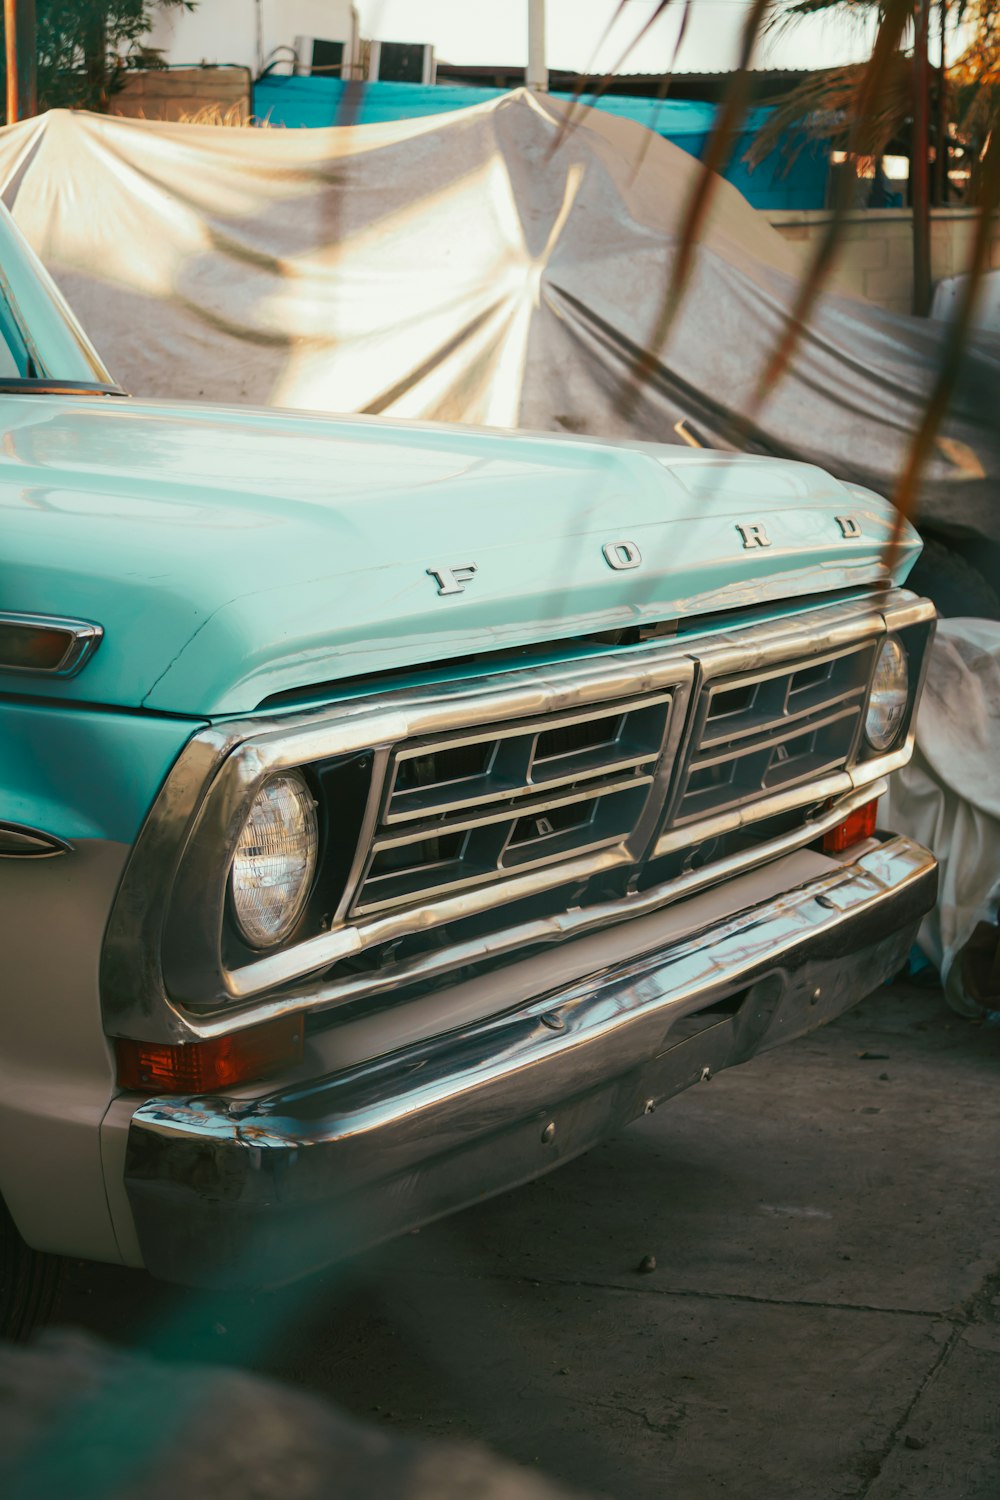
[907,537,1000,620]
[0,1199,63,1341]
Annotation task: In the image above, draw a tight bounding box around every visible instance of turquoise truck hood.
[0,395,917,715]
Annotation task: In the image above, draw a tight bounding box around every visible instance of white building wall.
[144,0,359,75]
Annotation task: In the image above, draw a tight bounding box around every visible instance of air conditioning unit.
[367,40,436,85]
[294,33,357,79]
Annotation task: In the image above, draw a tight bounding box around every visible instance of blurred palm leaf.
[744,51,912,169]
[591,0,999,548]
[617,0,773,416]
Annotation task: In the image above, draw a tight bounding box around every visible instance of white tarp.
[0,92,998,544]
[887,618,1000,1016]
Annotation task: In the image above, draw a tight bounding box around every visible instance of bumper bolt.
[810,985,823,1005]
[541,1012,565,1031]
[541,1121,556,1144]
[643,1098,656,1115]
[700,1067,712,1083]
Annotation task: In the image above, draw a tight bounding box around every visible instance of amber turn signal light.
[0,620,73,671]
[822,798,878,854]
[116,1014,303,1094]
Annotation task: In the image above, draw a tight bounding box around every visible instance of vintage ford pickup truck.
[0,204,938,1333]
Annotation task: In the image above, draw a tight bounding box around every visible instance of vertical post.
[933,0,948,207]
[912,0,932,315]
[4,0,37,123]
[527,0,548,92]
[84,10,108,112]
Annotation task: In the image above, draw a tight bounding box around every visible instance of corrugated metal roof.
[435,63,812,79]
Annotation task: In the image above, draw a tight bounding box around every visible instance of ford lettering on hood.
[0,395,917,715]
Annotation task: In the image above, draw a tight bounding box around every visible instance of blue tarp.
[252,77,829,211]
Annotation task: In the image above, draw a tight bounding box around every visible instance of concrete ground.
[57,981,1000,1500]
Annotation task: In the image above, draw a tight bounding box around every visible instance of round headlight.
[865,635,909,752]
[229,772,318,948]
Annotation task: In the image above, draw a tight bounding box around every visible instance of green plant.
[0,0,194,117]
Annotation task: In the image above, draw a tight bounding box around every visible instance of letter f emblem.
[427,564,478,596]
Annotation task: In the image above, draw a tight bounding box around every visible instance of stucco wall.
[766,207,1000,313]
[142,0,359,75]
[110,67,251,123]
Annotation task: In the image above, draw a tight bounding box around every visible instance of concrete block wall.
[766,207,1000,314]
[110,66,251,123]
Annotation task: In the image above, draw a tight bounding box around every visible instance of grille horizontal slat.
[697,684,867,750]
[384,748,658,825]
[372,770,655,852]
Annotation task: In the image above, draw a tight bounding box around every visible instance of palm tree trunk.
[3,0,37,121]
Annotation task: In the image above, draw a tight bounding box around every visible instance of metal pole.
[4,0,37,123]
[527,0,548,92]
[912,0,932,315]
[933,0,948,206]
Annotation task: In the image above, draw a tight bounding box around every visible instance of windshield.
[0,203,119,389]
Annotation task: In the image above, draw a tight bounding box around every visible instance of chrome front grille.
[109,589,933,1037]
[353,693,676,914]
[354,638,881,917]
[670,640,877,825]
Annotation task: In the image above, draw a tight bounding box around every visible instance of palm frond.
[745,52,912,171]
[765,0,884,39]
[617,0,772,417]
[888,120,1000,566]
[551,0,679,152]
[739,0,916,416]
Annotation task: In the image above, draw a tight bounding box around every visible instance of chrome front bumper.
[125,835,936,1289]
